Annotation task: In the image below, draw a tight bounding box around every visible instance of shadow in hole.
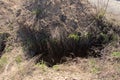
[0,33,10,57]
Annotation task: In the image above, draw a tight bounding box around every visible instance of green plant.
[91,66,100,74]
[111,34,119,41]
[68,33,80,41]
[32,9,42,15]
[36,60,47,69]
[15,55,22,64]
[100,33,109,43]
[89,59,100,74]
[89,59,96,65]
[53,65,59,71]
[0,57,7,69]
[112,52,120,58]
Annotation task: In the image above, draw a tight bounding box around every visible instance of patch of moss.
[36,60,47,69]
[53,65,59,71]
[0,57,7,69]
[112,52,120,58]
[15,55,22,64]
[89,59,100,74]
[68,33,80,41]
[32,9,42,15]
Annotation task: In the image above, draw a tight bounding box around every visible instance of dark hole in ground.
[0,33,10,57]
[17,21,115,67]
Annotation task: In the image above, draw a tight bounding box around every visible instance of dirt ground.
[0,0,120,80]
